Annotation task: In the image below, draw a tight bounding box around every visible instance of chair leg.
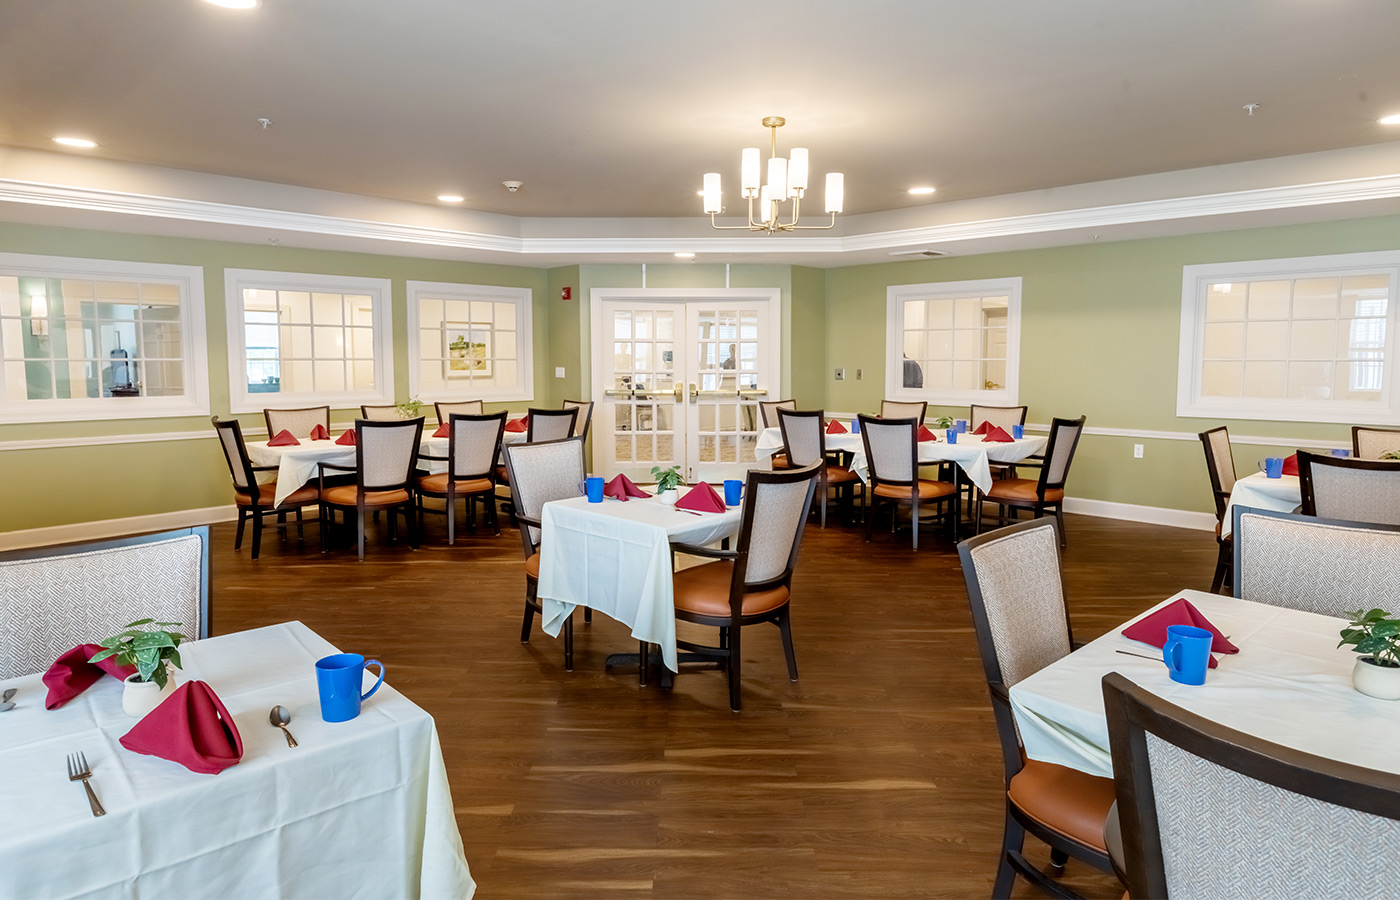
[1212,539,1232,594]
[563,613,574,672]
[584,607,592,624]
[865,497,878,543]
[295,507,304,543]
[446,492,456,546]
[250,511,264,560]
[1048,848,1068,876]
[819,480,827,528]
[727,621,742,712]
[277,510,288,543]
[487,492,501,536]
[356,508,366,561]
[319,504,328,553]
[777,610,798,681]
[406,502,419,549]
[234,508,247,550]
[911,498,919,551]
[521,580,537,643]
[993,805,1027,900]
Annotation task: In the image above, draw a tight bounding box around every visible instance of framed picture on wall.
[443,323,490,379]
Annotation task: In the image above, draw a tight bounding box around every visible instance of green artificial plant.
[1338,608,1400,668]
[651,465,684,492]
[90,619,187,687]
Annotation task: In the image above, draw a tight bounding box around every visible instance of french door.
[591,289,780,484]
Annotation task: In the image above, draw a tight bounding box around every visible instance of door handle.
[688,383,698,403]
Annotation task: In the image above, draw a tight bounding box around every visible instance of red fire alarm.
[560,286,572,301]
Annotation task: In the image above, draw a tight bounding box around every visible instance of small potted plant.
[1381,449,1400,460]
[90,619,188,717]
[651,465,684,504]
[395,396,425,419]
[932,415,954,430]
[1338,608,1400,700]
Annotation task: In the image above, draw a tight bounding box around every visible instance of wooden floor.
[211,506,1219,899]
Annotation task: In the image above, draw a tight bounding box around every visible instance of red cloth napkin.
[43,644,137,710]
[335,428,356,446]
[917,425,937,442]
[604,474,649,501]
[983,425,1014,443]
[676,482,727,513]
[119,681,243,775]
[309,424,329,441]
[505,417,528,433]
[267,429,300,447]
[826,419,847,434]
[972,421,992,436]
[1282,453,1299,476]
[1122,598,1238,669]
[432,422,450,438]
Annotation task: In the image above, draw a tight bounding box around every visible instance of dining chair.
[502,436,586,671]
[858,414,957,550]
[880,399,928,422]
[1198,426,1237,593]
[1298,450,1400,526]
[562,399,594,441]
[975,415,1086,547]
[263,405,330,438]
[670,463,820,711]
[1102,670,1400,900]
[526,407,578,443]
[1351,425,1400,460]
[776,408,860,527]
[318,418,424,561]
[416,411,506,544]
[359,404,404,421]
[212,416,319,559]
[1232,506,1400,617]
[957,519,1118,900]
[0,527,211,680]
[759,399,797,469]
[434,400,484,424]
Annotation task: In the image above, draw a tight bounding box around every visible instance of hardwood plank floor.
[210,508,1219,898]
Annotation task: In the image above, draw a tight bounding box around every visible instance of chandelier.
[701,116,844,234]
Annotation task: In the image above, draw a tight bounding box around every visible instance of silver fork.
[67,752,105,817]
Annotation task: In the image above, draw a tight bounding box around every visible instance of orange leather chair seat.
[823,465,860,484]
[771,452,792,470]
[872,479,956,500]
[418,474,493,495]
[321,485,412,508]
[524,551,540,580]
[1007,758,1116,853]
[496,465,510,484]
[237,482,318,507]
[985,479,1064,504]
[672,561,789,618]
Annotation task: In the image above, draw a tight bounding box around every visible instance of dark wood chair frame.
[1351,424,1400,459]
[1103,670,1400,900]
[1298,449,1400,522]
[359,404,403,420]
[562,399,594,442]
[971,404,1031,480]
[434,400,484,425]
[957,518,1115,899]
[969,404,1029,431]
[858,414,958,550]
[1198,425,1236,594]
[213,416,318,560]
[416,411,507,544]
[669,463,820,711]
[776,408,861,528]
[1230,504,1400,601]
[503,436,585,671]
[0,526,213,640]
[262,405,330,438]
[317,417,424,560]
[760,399,798,469]
[974,415,1086,547]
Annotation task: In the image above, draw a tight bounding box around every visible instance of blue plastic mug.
[850,418,861,434]
[1012,424,1024,440]
[1163,625,1213,686]
[1260,457,1284,478]
[723,479,743,506]
[946,428,958,444]
[316,653,386,722]
[955,419,968,433]
[1331,448,1351,458]
[585,476,605,502]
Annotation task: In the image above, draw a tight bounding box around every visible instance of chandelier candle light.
[702,116,843,234]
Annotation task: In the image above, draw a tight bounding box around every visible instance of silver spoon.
[0,688,15,712]
[269,705,298,748]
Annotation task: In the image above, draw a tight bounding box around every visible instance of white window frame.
[0,252,209,424]
[406,280,534,403]
[1177,251,1400,425]
[224,269,394,414]
[885,277,1022,407]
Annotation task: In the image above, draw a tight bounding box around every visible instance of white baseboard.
[0,505,239,551]
[1062,497,1216,532]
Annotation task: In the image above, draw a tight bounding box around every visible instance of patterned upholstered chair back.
[562,400,594,439]
[759,399,797,429]
[526,408,578,444]
[503,437,585,546]
[1352,426,1400,460]
[734,464,820,586]
[0,528,211,679]
[880,400,927,422]
[212,416,257,493]
[776,409,825,467]
[1040,416,1086,489]
[449,412,507,479]
[1234,508,1400,617]
[263,405,329,439]
[1103,671,1400,900]
[858,415,917,484]
[970,405,1028,433]
[359,405,404,421]
[435,400,484,424]
[1198,426,1237,522]
[1298,451,1400,527]
[356,418,424,491]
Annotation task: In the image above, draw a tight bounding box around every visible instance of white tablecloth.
[752,426,1046,493]
[0,622,474,900]
[1220,471,1301,537]
[1009,589,1397,779]
[538,495,743,672]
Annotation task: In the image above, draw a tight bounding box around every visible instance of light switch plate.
[855,368,862,380]
[834,368,845,381]
[1133,443,1144,458]
[555,367,566,378]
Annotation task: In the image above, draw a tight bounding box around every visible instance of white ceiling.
[4,0,1400,222]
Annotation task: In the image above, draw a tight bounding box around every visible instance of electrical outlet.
[555,366,566,378]
[834,368,845,381]
[856,368,862,380]
[1133,444,1144,459]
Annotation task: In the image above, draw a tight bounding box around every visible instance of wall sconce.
[29,294,49,337]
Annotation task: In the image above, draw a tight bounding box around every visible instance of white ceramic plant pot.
[657,488,679,505]
[122,666,178,718]
[1352,657,1400,700]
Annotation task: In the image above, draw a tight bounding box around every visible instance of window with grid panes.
[885,278,1022,406]
[694,308,761,464]
[407,281,533,403]
[610,307,677,465]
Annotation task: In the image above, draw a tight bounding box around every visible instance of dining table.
[0,621,475,899]
[1008,589,1397,779]
[537,492,743,673]
[1220,471,1301,538]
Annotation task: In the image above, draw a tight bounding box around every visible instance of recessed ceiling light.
[674,252,696,259]
[908,186,937,195]
[1379,114,1400,126]
[436,194,464,203]
[204,0,261,8]
[53,136,97,149]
